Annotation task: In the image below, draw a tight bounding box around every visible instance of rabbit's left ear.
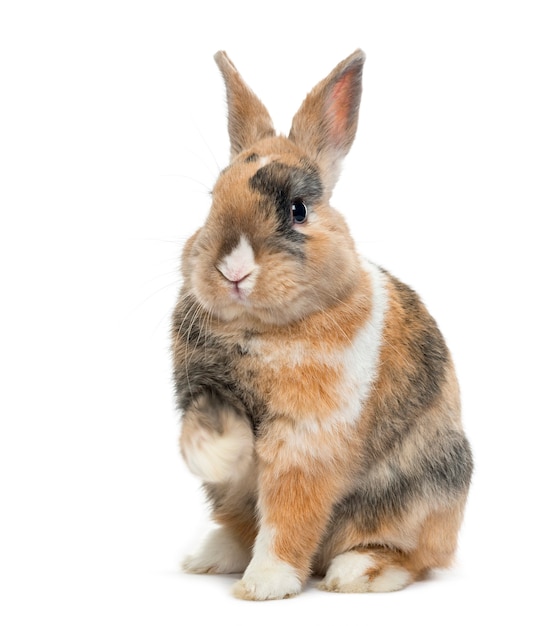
[289,50,365,191]
[214,51,276,159]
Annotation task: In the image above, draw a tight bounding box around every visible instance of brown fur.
[173,50,472,600]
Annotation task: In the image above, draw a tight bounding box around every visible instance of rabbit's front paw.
[180,400,254,483]
[232,558,301,601]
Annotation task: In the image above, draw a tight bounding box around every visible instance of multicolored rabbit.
[172,49,473,600]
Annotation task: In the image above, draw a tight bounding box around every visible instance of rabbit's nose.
[217,234,258,285]
[218,267,252,286]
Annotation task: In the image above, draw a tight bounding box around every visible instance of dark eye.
[291,199,308,224]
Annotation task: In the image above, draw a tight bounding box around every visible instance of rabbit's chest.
[237,337,339,417]
[234,324,379,426]
[229,327,380,463]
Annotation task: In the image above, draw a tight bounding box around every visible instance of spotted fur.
[172,50,473,600]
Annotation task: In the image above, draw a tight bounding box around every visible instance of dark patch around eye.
[248,160,322,253]
[249,160,323,207]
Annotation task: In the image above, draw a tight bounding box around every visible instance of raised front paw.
[232,558,302,601]
[180,396,254,483]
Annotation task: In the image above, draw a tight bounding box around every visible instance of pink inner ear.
[327,71,355,146]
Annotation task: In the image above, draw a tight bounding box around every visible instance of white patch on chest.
[250,262,389,461]
[336,260,388,426]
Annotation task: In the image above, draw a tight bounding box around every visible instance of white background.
[1,1,551,624]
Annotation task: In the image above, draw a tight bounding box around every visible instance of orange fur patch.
[260,466,343,576]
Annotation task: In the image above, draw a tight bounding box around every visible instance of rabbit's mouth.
[234,278,253,300]
[224,275,255,304]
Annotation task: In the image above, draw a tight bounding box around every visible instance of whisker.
[161,172,213,195]
[189,115,223,178]
[124,280,182,325]
[184,299,205,395]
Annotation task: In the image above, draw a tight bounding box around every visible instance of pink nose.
[217,235,257,292]
[219,268,252,284]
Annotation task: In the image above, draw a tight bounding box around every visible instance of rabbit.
[172,49,473,601]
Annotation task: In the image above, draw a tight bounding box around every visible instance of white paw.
[319,551,376,592]
[232,558,301,601]
[180,404,254,483]
[182,527,251,575]
[318,551,411,593]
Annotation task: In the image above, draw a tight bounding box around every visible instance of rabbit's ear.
[289,50,365,191]
[214,51,276,159]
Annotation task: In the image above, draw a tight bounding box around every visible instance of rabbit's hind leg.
[318,501,467,593]
[318,546,414,593]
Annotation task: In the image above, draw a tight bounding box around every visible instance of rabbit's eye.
[291,199,308,224]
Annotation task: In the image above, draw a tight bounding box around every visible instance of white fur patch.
[369,566,412,592]
[233,526,301,601]
[319,551,412,593]
[324,551,376,582]
[319,551,376,592]
[182,526,251,575]
[181,410,254,483]
[337,260,388,425]
[217,235,258,296]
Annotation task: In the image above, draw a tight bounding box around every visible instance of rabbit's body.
[173,51,472,600]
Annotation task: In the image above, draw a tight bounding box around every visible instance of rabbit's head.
[183,50,366,328]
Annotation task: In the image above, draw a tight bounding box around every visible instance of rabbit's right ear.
[214,51,276,159]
